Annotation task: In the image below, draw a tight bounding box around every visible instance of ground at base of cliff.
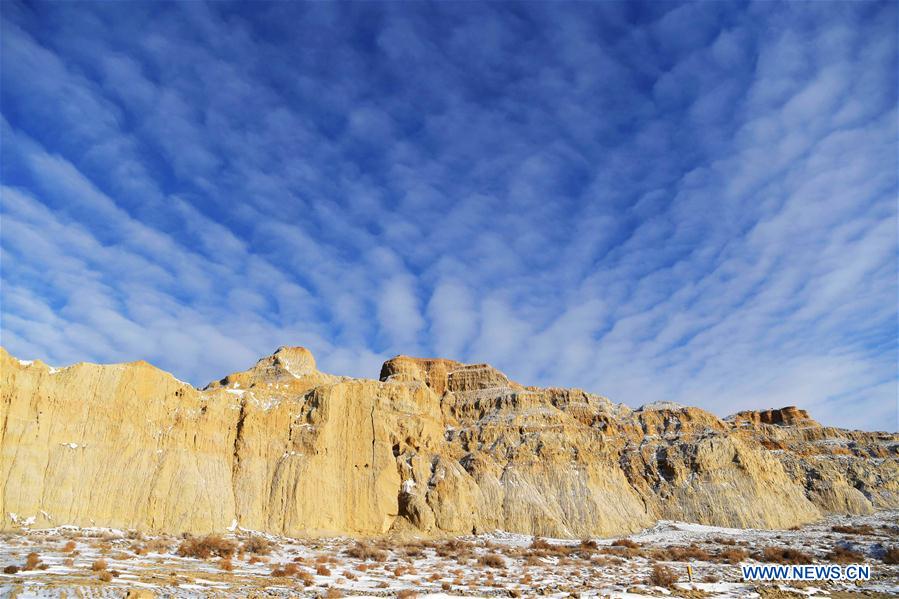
[0,511,896,599]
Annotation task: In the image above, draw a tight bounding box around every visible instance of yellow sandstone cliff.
[1,346,896,538]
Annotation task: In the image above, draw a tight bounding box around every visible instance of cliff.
[1,347,896,538]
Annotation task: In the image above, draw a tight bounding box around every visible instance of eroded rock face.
[1,347,896,538]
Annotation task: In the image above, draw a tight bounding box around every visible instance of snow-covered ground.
[0,511,896,598]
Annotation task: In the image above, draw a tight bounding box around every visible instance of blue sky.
[1,1,896,430]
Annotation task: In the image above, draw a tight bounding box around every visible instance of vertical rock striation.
[1,347,896,537]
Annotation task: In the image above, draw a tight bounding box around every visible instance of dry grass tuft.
[98,570,113,583]
[883,546,899,564]
[611,538,640,549]
[219,557,234,571]
[324,589,343,599]
[396,591,418,599]
[346,542,388,562]
[24,552,40,570]
[832,524,876,535]
[241,535,275,555]
[144,538,171,553]
[177,535,236,559]
[91,559,108,571]
[530,537,552,550]
[316,564,331,576]
[61,540,77,553]
[3,565,20,574]
[477,553,505,568]
[665,544,711,561]
[649,563,678,587]
[760,546,812,564]
[718,547,748,564]
[826,545,864,564]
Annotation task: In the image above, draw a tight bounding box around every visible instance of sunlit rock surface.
[1,346,896,537]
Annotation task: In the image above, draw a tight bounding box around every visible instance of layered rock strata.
[1,347,896,538]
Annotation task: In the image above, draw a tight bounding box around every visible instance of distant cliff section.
[1,346,896,538]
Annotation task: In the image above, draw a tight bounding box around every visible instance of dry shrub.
[63,558,74,567]
[126,529,144,540]
[580,539,598,550]
[478,553,505,568]
[667,544,711,561]
[144,538,171,553]
[344,570,357,581]
[98,570,113,582]
[530,537,552,550]
[704,573,721,583]
[241,535,274,555]
[714,536,737,546]
[525,555,543,566]
[827,546,864,564]
[248,556,260,564]
[611,538,640,549]
[883,546,899,564]
[316,564,331,576]
[62,540,77,553]
[284,563,301,576]
[347,541,388,562]
[91,559,108,571]
[324,589,343,599]
[219,558,234,571]
[832,524,876,535]
[299,570,314,584]
[24,552,40,570]
[760,546,812,564]
[270,566,287,577]
[427,572,440,582]
[3,565,20,574]
[441,581,451,591]
[177,535,236,559]
[649,563,678,587]
[436,539,472,558]
[719,548,748,564]
[396,591,418,599]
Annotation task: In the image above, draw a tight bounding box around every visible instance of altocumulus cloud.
[0,1,896,430]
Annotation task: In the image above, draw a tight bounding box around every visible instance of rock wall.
[1,347,896,538]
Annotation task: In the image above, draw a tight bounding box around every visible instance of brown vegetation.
[649,563,678,587]
[832,524,876,535]
[478,553,505,568]
[241,535,275,555]
[177,535,237,559]
[24,552,40,570]
[759,546,812,564]
[346,542,388,562]
[91,559,108,571]
[718,547,749,564]
[826,546,864,564]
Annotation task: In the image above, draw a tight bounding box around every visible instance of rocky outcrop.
[1,346,896,538]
